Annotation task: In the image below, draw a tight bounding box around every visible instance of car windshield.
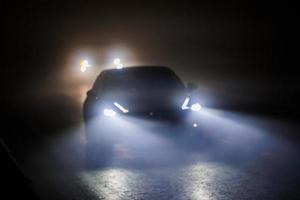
[100,68,185,93]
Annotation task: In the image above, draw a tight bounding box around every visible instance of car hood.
[101,90,188,113]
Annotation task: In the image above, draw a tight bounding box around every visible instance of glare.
[103,109,116,117]
[55,104,291,200]
[191,103,201,111]
[113,58,123,69]
[113,102,129,113]
[80,59,91,72]
[116,63,123,69]
[113,58,121,65]
[193,123,198,128]
[181,97,190,110]
[80,169,135,200]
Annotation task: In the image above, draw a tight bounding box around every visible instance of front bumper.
[85,111,200,143]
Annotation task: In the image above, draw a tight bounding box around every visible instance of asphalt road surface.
[11,108,300,200]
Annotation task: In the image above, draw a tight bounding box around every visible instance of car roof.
[92,66,184,90]
[100,66,175,75]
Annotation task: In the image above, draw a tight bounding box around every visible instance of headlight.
[103,109,116,117]
[181,97,202,111]
[113,102,129,113]
[181,97,190,110]
[102,102,129,117]
[191,103,201,111]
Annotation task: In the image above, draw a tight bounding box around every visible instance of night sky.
[3,1,297,116]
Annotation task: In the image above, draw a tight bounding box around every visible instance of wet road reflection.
[19,108,300,200]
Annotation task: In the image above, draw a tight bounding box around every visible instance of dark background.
[3,1,298,117]
[2,1,298,127]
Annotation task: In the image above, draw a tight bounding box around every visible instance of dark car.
[83,66,201,162]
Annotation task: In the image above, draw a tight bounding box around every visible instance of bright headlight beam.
[116,64,123,69]
[191,103,202,111]
[80,59,91,72]
[103,109,116,117]
[114,102,129,113]
[113,58,123,69]
[113,58,121,65]
[181,97,190,110]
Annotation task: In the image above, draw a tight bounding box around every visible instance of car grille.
[127,109,187,122]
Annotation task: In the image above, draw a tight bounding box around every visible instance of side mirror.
[86,89,96,97]
[186,82,198,92]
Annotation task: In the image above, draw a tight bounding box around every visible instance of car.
[83,66,202,164]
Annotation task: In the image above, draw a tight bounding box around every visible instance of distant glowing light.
[193,123,198,128]
[116,63,123,69]
[80,59,91,72]
[191,103,201,111]
[181,97,190,110]
[80,66,87,72]
[113,58,121,65]
[103,109,116,117]
[113,58,123,69]
[114,102,129,113]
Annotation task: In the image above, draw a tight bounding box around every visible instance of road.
[10,108,300,200]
